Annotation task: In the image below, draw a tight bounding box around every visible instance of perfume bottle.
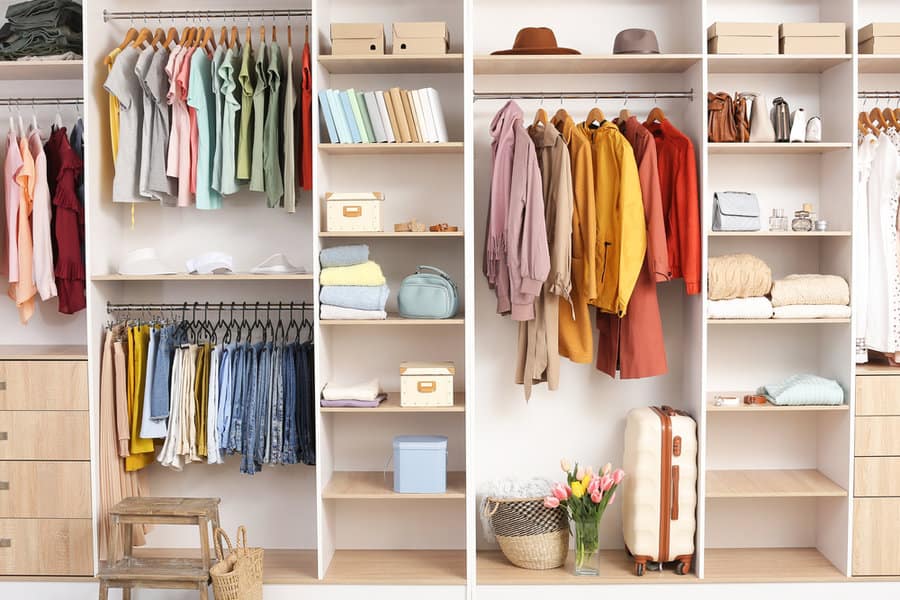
[792,209,813,232]
[769,208,788,232]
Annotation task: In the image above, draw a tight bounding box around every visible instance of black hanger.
[275,302,286,345]
[239,302,253,342]
[285,302,300,342]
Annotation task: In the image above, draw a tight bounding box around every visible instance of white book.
[327,89,351,144]
[375,92,396,143]
[410,90,432,143]
[364,91,387,143]
[425,87,448,143]
[417,88,438,143]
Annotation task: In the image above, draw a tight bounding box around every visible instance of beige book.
[388,87,411,143]
[401,90,421,143]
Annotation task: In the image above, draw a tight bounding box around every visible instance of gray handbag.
[712,191,761,231]
[397,265,459,319]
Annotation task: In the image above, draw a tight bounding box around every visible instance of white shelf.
[859,55,900,74]
[707,54,851,74]
[319,54,463,74]
[474,54,701,75]
[0,60,82,80]
[323,471,466,499]
[707,399,848,413]
[707,318,850,325]
[91,273,313,281]
[706,469,848,498]
[320,314,464,326]
[321,392,465,413]
[708,143,852,155]
[320,231,463,238]
[708,231,851,238]
[319,142,464,155]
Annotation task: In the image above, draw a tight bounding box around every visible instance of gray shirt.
[104,45,148,202]
[263,42,283,208]
[210,45,225,193]
[145,47,176,204]
[282,46,296,213]
[218,47,241,195]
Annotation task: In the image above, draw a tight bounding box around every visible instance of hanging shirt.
[106,47,123,164]
[135,46,159,201]
[300,39,312,190]
[166,44,192,207]
[263,42,283,207]
[125,325,155,471]
[11,134,36,323]
[177,47,199,196]
[104,45,146,203]
[236,43,255,182]
[218,47,241,195]
[856,133,878,363]
[139,327,167,439]
[210,45,226,194]
[249,41,268,192]
[282,44,297,212]
[142,46,177,204]
[187,49,223,210]
[68,118,86,263]
[28,128,56,301]
[4,131,21,283]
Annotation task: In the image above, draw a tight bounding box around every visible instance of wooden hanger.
[181,26,195,48]
[532,107,548,129]
[230,26,239,49]
[884,106,900,130]
[288,22,293,47]
[201,26,216,51]
[219,26,228,47]
[646,106,667,124]
[246,23,252,47]
[260,25,266,43]
[272,24,278,43]
[859,111,877,135]
[305,22,310,44]
[151,28,165,49]
[109,27,138,58]
[870,107,888,132]
[586,106,606,129]
[131,27,152,48]
[164,27,179,48]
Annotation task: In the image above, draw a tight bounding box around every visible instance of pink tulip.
[600,475,614,492]
[560,458,572,473]
[576,466,586,480]
[609,491,617,505]
[565,484,572,498]
[587,476,601,495]
[602,462,612,476]
[612,468,626,485]
[585,465,594,477]
[544,496,560,509]
[590,490,602,503]
[551,483,568,501]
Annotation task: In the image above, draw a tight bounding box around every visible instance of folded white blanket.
[322,379,382,401]
[770,274,850,307]
[320,304,387,320]
[707,297,773,319]
[773,304,852,319]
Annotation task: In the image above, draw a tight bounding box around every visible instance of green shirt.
[282,46,297,213]
[264,42,284,208]
[249,41,268,192]
[236,43,255,181]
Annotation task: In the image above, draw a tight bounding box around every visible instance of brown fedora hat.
[492,27,581,55]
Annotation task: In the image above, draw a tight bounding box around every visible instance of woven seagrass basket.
[484,496,569,570]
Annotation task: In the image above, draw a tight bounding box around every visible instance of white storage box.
[859,23,900,54]
[400,361,455,407]
[330,23,385,55]
[780,22,846,54]
[393,435,448,494]
[325,192,384,232]
[707,22,778,54]
[392,22,449,55]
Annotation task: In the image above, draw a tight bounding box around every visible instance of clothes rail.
[107,301,312,313]
[859,91,900,99]
[473,89,694,102]
[0,97,82,106]
[103,9,311,22]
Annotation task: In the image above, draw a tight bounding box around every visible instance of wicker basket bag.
[484,496,569,570]
[210,526,264,600]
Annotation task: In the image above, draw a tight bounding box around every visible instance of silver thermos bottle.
[773,97,791,143]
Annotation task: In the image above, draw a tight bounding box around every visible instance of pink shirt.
[29,129,56,301]
[3,130,21,281]
[166,45,193,207]
[176,47,199,197]
[12,136,36,323]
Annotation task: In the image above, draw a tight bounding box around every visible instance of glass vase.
[572,518,600,576]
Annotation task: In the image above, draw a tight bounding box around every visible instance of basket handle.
[236,525,249,552]
[214,527,234,562]
[482,499,500,517]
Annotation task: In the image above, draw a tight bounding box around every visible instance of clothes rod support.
[473,89,694,102]
[107,301,312,313]
[0,97,82,106]
[103,8,311,23]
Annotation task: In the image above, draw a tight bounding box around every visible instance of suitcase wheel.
[675,560,690,575]
[633,562,645,576]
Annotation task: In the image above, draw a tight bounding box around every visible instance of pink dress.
[177,47,199,196]
[3,130,20,280]
[12,135,36,323]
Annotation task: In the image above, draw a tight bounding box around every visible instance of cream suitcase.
[400,361,454,407]
[325,192,384,232]
[622,406,697,576]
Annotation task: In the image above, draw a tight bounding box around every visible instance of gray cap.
[613,29,661,54]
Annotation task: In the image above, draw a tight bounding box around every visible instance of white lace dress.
[856,133,877,362]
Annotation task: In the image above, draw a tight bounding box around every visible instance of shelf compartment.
[859,55,900,74]
[319,54,463,74]
[0,60,82,80]
[707,318,850,325]
[320,231,464,238]
[321,392,465,413]
[707,396,848,413]
[706,469,847,498]
[703,548,845,582]
[91,273,313,281]
[709,142,851,155]
[324,550,465,584]
[319,143,464,155]
[323,471,465,500]
[707,231,850,238]
[476,550,695,584]
[474,54,701,75]
[707,54,850,74]
[320,314,464,326]
[132,548,317,584]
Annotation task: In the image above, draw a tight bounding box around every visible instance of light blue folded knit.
[320,284,389,311]
[757,374,845,406]
[320,244,369,268]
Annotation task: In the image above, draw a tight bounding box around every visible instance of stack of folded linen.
[757,374,845,406]
[320,379,386,408]
[707,253,775,319]
[770,274,851,319]
[319,245,389,320]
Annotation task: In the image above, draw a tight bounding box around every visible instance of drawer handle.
[0,381,5,391]
[0,432,6,441]
[0,481,7,491]
[0,539,9,548]
[342,205,362,218]
[417,381,436,393]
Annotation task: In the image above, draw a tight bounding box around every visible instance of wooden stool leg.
[97,580,108,600]
[198,581,209,600]
[198,516,211,571]
[122,522,133,562]
[122,586,132,600]
[108,515,122,567]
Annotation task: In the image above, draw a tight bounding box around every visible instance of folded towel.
[322,379,382,401]
[320,284,389,311]
[320,261,386,286]
[758,374,845,406]
[707,297,774,319]
[320,244,370,268]
[773,304,852,319]
[770,274,850,307]
[708,253,772,300]
[320,303,387,320]
[320,394,387,408]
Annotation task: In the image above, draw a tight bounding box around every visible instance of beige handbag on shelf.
[741,91,776,142]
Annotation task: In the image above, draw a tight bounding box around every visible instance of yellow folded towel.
[320,261,386,287]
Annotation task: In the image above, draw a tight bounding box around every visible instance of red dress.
[299,40,312,190]
[45,128,85,314]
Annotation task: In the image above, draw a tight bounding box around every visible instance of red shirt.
[299,41,312,190]
[45,128,85,314]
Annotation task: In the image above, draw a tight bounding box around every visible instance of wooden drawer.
[856,375,900,416]
[855,416,900,456]
[0,518,92,575]
[0,462,91,518]
[0,361,87,411]
[854,498,900,575]
[855,457,900,496]
[0,412,89,460]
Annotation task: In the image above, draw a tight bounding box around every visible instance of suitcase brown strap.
[671,466,680,521]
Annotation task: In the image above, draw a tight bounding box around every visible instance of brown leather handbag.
[733,93,750,143]
[708,91,738,143]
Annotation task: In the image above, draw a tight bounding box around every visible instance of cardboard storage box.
[859,23,900,54]
[780,22,846,54]
[392,22,449,54]
[330,23,384,55]
[708,22,779,54]
[393,435,448,494]
[400,361,455,407]
[325,192,384,232]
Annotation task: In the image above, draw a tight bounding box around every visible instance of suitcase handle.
[660,405,689,417]
[671,465,680,520]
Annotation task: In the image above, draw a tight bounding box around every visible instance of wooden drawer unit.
[0,462,91,518]
[0,411,90,460]
[855,457,900,496]
[855,416,900,456]
[0,361,87,411]
[854,498,900,575]
[0,518,92,575]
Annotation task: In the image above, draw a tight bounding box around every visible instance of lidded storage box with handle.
[392,22,449,54]
[325,192,384,232]
[393,435,448,494]
[400,361,455,407]
[330,23,385,55]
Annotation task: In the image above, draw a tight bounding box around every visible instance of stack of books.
[319,87,449,144]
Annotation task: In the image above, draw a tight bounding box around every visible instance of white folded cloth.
[773,304,852,319]
[707,297,774,319]
[320,304,387,320]
[322,379,382,401]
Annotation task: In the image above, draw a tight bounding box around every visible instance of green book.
[356,91,377,143]
[347,89,370,143]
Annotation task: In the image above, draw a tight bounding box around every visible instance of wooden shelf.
[703,548,845,582]
[709,142,852,155]
[859,55,900,74]
[321,314,464,326]
[324,550,466,585]
[476,551,696,584]
[706,469,847,498]
[708,231,851,238]
[320,231,464,238]
[132,548,318,584]
[474,54,701,75]
[92,273,312,281]
[323,471,465,499]
[319,54,463,74]
[321,392,465,413]
[857,363,900,376]
[0,345,88,360]
[0,59,82,80]
[707,54,850,74]
[708,318,850,325]
[707,395,848,412]
[319,142,464,155]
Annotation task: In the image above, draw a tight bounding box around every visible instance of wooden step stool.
[99,497,221,600]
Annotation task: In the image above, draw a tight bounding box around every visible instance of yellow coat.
[578,121,646,316]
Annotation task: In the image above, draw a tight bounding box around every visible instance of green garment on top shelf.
[264,42,284,208]
[236,42,255,181]
[249,41,268,192]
